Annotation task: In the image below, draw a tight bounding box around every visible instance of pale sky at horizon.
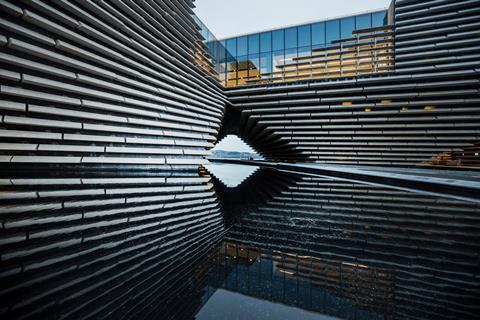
[213,135,257,153]
[196,0,391,153]
[193,0,392,39]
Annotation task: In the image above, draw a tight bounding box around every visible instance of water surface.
[0,165,479,319]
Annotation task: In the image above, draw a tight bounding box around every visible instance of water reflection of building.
[210,168,480,320]
[217,242,390,320]
[0,169,224,320]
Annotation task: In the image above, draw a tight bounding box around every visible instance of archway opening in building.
[209,135,262,160]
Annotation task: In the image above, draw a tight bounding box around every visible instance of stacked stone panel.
[226,0,480,166]
[0,0,226,169]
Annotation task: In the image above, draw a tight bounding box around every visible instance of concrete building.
[1,0,479,168]
[220,0,480,166]
[0,0,226,170]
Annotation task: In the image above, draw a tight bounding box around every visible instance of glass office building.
[201,10,392,87]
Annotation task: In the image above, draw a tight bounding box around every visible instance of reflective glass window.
[326,20,340,44]
[205,30,213,43]
[312,22,325,46]
[248,34,260,54]
[312,44,326,52]
[226,59,237,86]
[219,40,226,61]
[356,14,371,30]
[236,55,249,83]
[248,54,260,78]
[341,17,355,39]
[260,32,272,53]
[372,11,387,27]
[285,27,297,49]
[226,38,236,59]
[284,48,298,76]
[272,29,284,51]
[200,22,208,40]
[298,25,311,47]
[219,62,226,83]
[298,46,311,59]
[260,52,273,76]
[237,36,248,57]
[284,48,297,63]
[273,50,284,73]
[212,42,221,65]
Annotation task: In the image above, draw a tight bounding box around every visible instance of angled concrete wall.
[226,0,480,166]
[0,169,224,319]
[0,0,226,170]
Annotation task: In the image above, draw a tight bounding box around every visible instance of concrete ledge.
[210,159,480,203]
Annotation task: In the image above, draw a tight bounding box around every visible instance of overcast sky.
[196,0,391,153]
[213,135,257,153]
[193,0,392,39]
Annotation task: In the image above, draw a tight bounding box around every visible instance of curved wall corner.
[0,0,226,170]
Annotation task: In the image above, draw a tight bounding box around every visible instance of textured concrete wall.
[0,170,224,319]
[0,0,226,170]
[226,0,480,166]
[1,0,479,168]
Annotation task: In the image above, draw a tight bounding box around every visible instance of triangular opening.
[205,163,259,188]
[209,135,262,160]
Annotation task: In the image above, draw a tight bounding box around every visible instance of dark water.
[0,164,479,320]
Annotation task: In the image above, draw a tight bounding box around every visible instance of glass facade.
[198,10,391,87]
[194,16,228,82]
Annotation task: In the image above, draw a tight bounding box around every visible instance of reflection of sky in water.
[205,163,259,188]
[197,289,341,320]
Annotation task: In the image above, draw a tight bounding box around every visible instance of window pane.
[356,14,371,30]
[273,50,284,73]
[248,54,260,78]
[298,25,311,47]
[326,20,340,45]
[298,46,311,59]
[284,48,298,76]
[260,52,272,77]
[260,32,272,53]
[237,55,248,83]
[285,48,297,63]
[248,34,259,54]
[341,17,355,39]
[219,40,226,60]
[226,38,237,59]
[237,36,248,57]
[212,41,221,66]
[218,62,226,83]
[312,22,325,45]
[226,58,237,86]
[372,11,387,27]
[312,44,326,51]
[285,27,297,49]
[272,29,284,51]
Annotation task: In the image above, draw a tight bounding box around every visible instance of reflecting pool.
[0,164,479,319]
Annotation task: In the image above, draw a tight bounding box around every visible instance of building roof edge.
[217,7,388,41]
